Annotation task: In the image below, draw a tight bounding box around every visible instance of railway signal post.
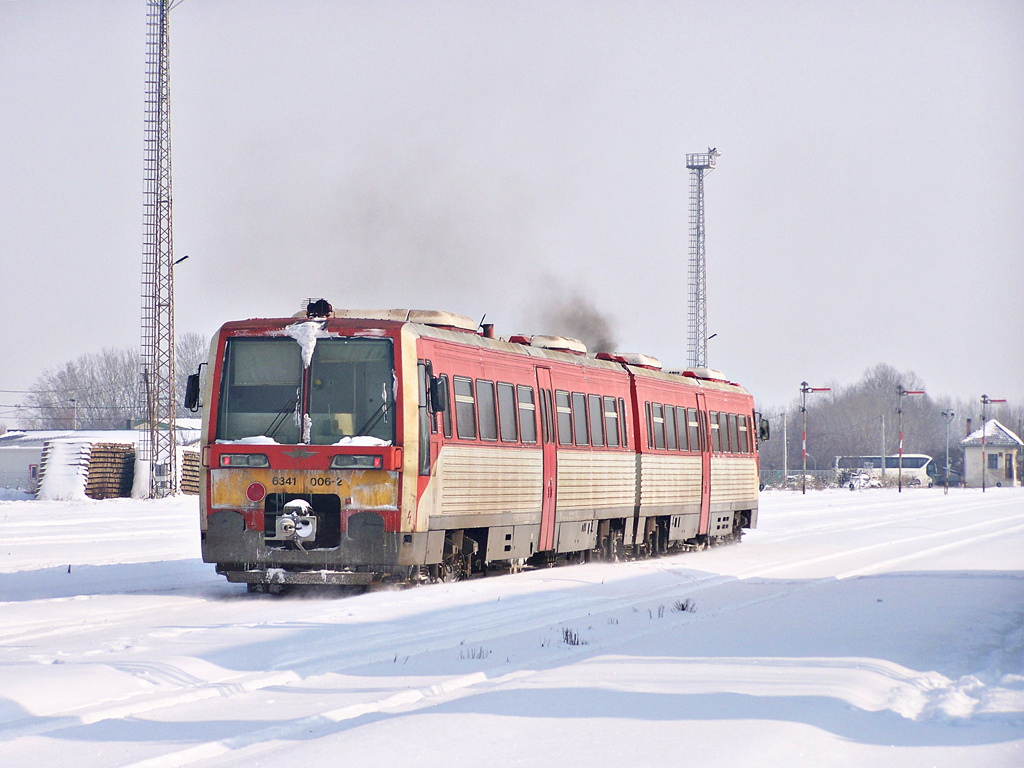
[799,382,831,494]
[980,395,1006,492]
[896,385,925,492]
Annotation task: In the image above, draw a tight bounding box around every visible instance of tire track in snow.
[4,494,1021,759]
[111,506,1024,768]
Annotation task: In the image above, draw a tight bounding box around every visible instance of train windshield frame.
[215,336,395,445]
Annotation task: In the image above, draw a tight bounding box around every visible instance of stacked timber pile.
[85,443,135,500]
[181,449,200,495]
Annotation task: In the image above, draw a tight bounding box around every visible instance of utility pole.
[799,381,831,494]
[782,413,788,487]
[685,148,720,370]
[880,414,886,479]
[940,410,955,495]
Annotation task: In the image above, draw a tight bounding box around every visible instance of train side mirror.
[758,418,771,442]
[184,364,206,412]
[429,376,449,414]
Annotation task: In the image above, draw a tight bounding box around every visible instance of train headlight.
[220,453,270,468]
[330,454,383,470]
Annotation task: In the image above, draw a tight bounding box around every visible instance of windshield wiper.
[353,399,394,438]
[265,394,299,439]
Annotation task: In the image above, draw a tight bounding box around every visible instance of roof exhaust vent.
[530,335,588,355]
[596,352,662,370]
[305,298,334,318]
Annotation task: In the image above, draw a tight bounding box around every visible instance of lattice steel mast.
[140,0,180,496]
[685,148,720,370]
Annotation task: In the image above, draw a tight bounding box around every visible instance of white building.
[960,419,1022,488]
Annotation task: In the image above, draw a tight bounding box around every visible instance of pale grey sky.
[1,0,1021,415]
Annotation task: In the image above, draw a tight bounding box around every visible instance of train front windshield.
[216,337,395,445]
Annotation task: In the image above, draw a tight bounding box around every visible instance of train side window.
[710,411,722,453]
[572,392,589,446]
[665,404,677,451]
[544,390,555,443]
[440,374,453,439]
[687,408,699,452]
[539,390,550,443]
[586,394,603,447]
[603,396,619,447]
[729,414,739,454]
[497,382,518,442]
[518,385,537,443]
[477,380,498,441]
[619,398,628,448]
[645,402,653,448]
[417,362,430,475]
[652,403,666,450]
[454,376,477,440]
[677,406,689,451]
[737,414,749,453]
[555,390,573,445]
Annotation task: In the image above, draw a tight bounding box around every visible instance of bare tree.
[175,332,211,418]
[755,363,1024,478]
[26,348,142,430]
[24,334,209,430]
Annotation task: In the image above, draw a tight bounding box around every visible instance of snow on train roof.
[409,322,625,371]
[624,363,750,394]
[308,308,479,332]
[409,321,748,391]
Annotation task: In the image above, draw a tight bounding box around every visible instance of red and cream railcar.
[621,361,759,551]
[191,304,761,590]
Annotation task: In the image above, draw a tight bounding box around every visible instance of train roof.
[623,363,751,395]
[408,321,625,373]
[219,309,749,392]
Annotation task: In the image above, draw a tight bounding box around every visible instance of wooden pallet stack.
[180,449,200,495]
[85,443,135,500]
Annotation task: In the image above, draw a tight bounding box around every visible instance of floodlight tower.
[685,148,721,370]
[140,0,181,496]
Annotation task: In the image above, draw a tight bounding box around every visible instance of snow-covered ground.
[1,488,1022,767]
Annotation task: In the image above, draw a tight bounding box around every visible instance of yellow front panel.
[210,468,399,510]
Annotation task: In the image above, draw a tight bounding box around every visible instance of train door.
[536,367,557,551]
[696,392,711,535]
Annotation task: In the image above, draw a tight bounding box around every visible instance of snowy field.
[1,488,1022,767]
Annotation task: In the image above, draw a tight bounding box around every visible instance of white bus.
[833,454,936,487]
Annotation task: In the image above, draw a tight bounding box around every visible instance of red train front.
[190,302,764,591]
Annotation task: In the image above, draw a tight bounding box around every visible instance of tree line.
[7,352,1022,472]
[757,363,1024,475]
[13,333,209,431]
